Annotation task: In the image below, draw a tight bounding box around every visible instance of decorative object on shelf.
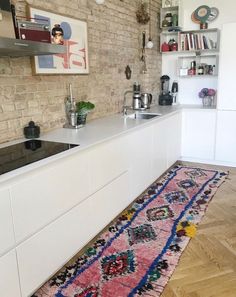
[171,13,178,27]
[207,7,219,22]
[29,6,89,74]
[193,5,210,29]
[125,65,132,80]
[76,101,95,126]
[136,1,150,24]
[168,38,178,51]
[16,19,51,43]
[192,5,219,29]
[188,60,196,76]
[161,41,170,52]
[146,0,154,49]
[198,88,216,107]
[51,24,64,44]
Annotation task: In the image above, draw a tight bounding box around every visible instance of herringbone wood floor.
[162,162,236,297]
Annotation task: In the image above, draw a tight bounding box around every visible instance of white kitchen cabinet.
[215,111,236,164]
[181,109,216,160]
[0,250,21,297]
[11,150,90,244]
[16,172,129,297]
[166,112,182,167]
[151,119,168,181]
[0,188,15,256]
[128,125,153,199]
[87,136,129,193]
[217,23,236,110]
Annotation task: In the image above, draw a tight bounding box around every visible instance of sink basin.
[127,113,162,120]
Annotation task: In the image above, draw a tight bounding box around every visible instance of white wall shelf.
[178,54,218,77]
[160,28,220,54]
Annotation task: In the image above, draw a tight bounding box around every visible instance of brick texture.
[0,0,162,144]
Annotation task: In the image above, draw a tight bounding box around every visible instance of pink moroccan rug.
[33,165,227,297]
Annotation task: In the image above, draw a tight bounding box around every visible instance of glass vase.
[202,96,213,107]
[77,113,87,126]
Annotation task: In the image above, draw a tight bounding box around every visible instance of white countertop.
[0,104,215,184]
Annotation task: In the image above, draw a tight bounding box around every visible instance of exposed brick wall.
[0,0,162,144]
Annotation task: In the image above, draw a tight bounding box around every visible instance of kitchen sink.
[127,113,162,120]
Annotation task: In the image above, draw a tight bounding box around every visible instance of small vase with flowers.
[198,88,216,107]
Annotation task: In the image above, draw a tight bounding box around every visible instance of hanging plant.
[136,1,150,24]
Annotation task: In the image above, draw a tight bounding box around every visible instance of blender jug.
[161,75,170,94]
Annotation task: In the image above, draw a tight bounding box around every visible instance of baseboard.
[180,157,236,168]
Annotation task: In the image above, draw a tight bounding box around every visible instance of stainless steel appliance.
[132,82,142,110]
[141,93,152,109]
[159,75,173,106]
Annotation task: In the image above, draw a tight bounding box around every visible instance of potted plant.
[76,101,95,125]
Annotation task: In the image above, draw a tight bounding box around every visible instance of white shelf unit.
[160,6,181,30]
[177,53,219,77]
[160,28,220,54]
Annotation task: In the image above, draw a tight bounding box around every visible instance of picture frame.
[28,6,89,74]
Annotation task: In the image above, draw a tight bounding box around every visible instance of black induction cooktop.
[0,139,79,176]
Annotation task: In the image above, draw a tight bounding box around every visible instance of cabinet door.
[152,119,168,181]
[166,112,182,167]
[16,172,129,297]
[182,109,216,160]
[0,250,21,297]
[215,111,236,164]
[217,23,236,110]
[88,136,128,193]
[11,150,90,244]
[128,125,153,199]
[0,188,15,256]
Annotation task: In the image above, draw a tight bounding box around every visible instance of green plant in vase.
[76,101,95,125]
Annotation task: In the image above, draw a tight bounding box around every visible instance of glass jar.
[165,13,173,27]
[162,18,169,27]
[198,65,204,75]
[172,13,178,27]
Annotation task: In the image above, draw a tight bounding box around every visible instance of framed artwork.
[29,7,89,74]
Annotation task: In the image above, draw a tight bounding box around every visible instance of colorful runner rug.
[33,165,227,297]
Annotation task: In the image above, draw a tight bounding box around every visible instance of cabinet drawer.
[16,171,130,297]
[88,136,129,193]
[0,250,21,297]
[11,150,90,244]
[0,188,15,255]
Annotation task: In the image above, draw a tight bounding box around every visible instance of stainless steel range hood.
[0,36,66,57]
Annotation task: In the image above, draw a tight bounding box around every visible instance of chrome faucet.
[123,90,133,115]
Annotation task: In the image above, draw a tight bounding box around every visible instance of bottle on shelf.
[188,61,196,76]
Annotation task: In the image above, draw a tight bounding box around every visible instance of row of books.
[178,33,216,51]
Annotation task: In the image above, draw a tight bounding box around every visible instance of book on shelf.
[178,32,216,51]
